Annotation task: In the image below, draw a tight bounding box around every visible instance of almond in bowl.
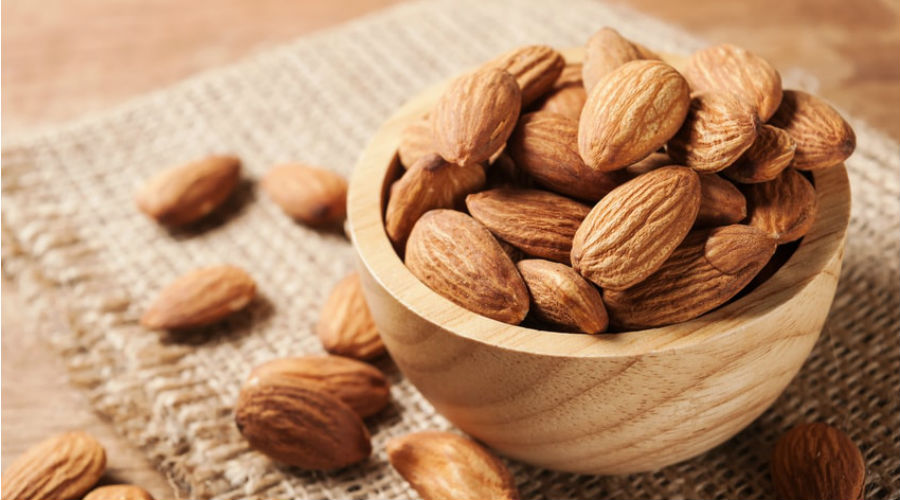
[347,32,852,474]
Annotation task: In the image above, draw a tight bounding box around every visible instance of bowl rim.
[347,49,851,359]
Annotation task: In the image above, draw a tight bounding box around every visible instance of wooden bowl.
[346,51,851,474]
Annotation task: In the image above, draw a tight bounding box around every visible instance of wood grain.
[347,49,851,472]
[1,0,895,489]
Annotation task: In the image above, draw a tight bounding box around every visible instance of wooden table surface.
[2,0,898,497]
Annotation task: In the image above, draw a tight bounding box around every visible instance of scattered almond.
[245,355,390,418]
[696,174,747,227]
[723,124,796,183]
[604,225,776,328]
[772,423,865,500]
[1,431,106,500]
[431,68,522,167]
[578,60,690,172]
[387,431,519,500]
[84,485,155,500]
[487,45,565,106]
[262,164,348,226]
[235,379,371,470]
[769,90,856,171]
[517,259,608,333]
[684,43,783,121]
[136,154,240,226]
[745,168,818,244]
[405,210,530,324]
[385,154,485,248]
[582,27,645,91]
[571,166,701,290]
[508,112,622,201]
[667,91,758,173]
[141,265,256,330]
[316,273,386,360]
[536,64,587,120]
[466,188,591,263]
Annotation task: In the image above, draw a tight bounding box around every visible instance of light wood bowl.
[346,50,851,474]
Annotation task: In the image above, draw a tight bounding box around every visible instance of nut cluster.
[387,28,855,333]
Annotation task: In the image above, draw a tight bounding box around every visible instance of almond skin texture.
[385,153,485,248]
[398,115,435,169]
[235,381,371,470]
[405,210,529,324]
[487,45,565,106]
[262,164,348,226]
[316,273,386,360]
[684,43,783,121]
[571,166,701,290]
[578,60,691,172]
[246,355,390,418]
[582,27,646,92]
[432,68,522,167]
[745,168,818,244]
[536,64,587,120]
[387,431,519,500]
[723,124,796,183]
[141,265,256,330]
[517,259,608,333]
[769,90,856,171]
[84,485,155,500]
[136,155,240,226]
[508,112,622,202]
[604,225,776,329]
[667,91,758,173]
[772,423,866,500]
[467,188,592,263]
[1,431,107,500]
[696,174,747,227]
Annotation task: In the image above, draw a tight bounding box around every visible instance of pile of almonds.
[1,28,865,500]
[387,28,855,333]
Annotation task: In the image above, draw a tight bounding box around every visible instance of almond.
[84,485,155,500]
[141,265,256,330]
[487,45,565,106]
[466,188,592,263]
[684,43,783,121]
[604,225,776,329]
[696,174,747,227]
[517,259,608,333]
[667,91,759,173]
[316,273,386,360]
[571,166,701,290]
[582,27,644,92]
[387,431,519,500]
[745,168,817,244]
[772,423,865,500]
[768,90,856,171]
[1,431,106,500]
[262,164,348,226]
[234,380,371,470]
[136,154,240,226]
[535,64,587,120]
[385,154,485,248]
[723,124,796,183]
[431,68,522,167]
[624,152,676,177]
[508,112,622,201]
[405,210,529,324]
[398,115,435,169]
[578,60,690,172]
[245,355,390,418]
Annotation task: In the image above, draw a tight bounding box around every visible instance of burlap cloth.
[2,0,898,498]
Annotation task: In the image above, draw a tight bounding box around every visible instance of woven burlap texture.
[2,0,898,498]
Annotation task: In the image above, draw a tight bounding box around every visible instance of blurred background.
[2,0,898,498]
